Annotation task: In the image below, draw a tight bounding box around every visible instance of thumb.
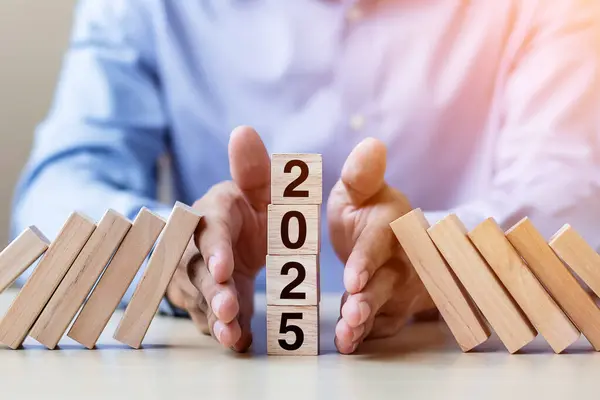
[341,137,387,206]
[228,126,271,210]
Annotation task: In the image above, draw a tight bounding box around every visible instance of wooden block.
[549,224,600,299]
[267,305,319,356]
[30,210,131,349]
[389,209,490,352]
[506,217,600,351]
[0,212,96,349]
[267,255,319,306]
[68,207,166,349]
[268,204,320,255]
[427,214,537,354]
[0,226,50,294]
[271,153,322,205]
[113,202,202,348]
[468,218,579,353]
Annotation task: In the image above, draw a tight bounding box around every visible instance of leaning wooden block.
[507,217,600,351]
[468,218,579,353]
[0,212,96,349]
[427,214,536,354]
[0,226,50,294]
[268,204,320,255]
[267,305,319,356]
[271,153,322,205]
[113,202,202,349]
[68,207,166,349]
[389,209,490,352]
[30,210,131,349]
[549,224,600,299]
[267,255,319,306]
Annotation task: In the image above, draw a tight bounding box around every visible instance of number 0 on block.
[268,205,320,255]
[267,305,319,356]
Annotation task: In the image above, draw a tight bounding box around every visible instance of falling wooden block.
[389,209,490,352]
[267,305,319,355]
[468,218,579,353]
[506,217,600,351]
[113,202,202,349]
[427,214,537,354]
[68,207,166,349]
[268,204,320,255]
[0,212,96,349]
[271,153,322,205]
[267,255,319,306]
[0,226,50,294]
[29,210,132,349]
[549,224,600,299]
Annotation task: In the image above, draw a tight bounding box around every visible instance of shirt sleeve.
[10,0,177,313]
[424,1,600,248]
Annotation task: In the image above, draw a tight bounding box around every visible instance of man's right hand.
[165,126,270,352]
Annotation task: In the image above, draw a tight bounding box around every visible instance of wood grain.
[68,207,166,349]
[267,255,319,306]
[427,214,536,353]
[507,217,600,351]
[0,212,96,349]
[549,224,600,299]
[0,226,50,294]
[468,218,579,353]
[267,305,319,356]
[389,209,490,352]
[113,202,202,349]
[271,153,322,205]
[268,204,320,255]
[30,210,131,349]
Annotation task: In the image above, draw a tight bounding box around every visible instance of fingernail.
[350,342,358,353]
[208,256,217,276]
[211,293,225,315]
[358,302,371,325]
[357,270,369,291]
[213,321,224,342]
[352,325,365,342]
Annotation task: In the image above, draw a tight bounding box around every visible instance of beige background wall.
[0,1,76,247]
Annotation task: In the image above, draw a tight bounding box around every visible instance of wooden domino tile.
[30,210,132,349]
[268,204,320,255]
[113,202,202,349]
[427,214,537,354]
[389,209,491,352]
[549,224,600,299]
[267,305,319,356]
[0,226,50,294]
[68,207,166,349]
[506,218,600,351]
[271,153,322,205]
[468,218,579,353]
[0,212,96,349]
[267,255,319,306]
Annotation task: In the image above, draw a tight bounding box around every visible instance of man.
[11,0,600,354]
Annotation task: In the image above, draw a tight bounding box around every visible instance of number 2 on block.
[271,154,322,205]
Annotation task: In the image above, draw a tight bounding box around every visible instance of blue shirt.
[11,0,600,312]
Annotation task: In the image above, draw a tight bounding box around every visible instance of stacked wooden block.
[390,209,600,354]
[0,202,202,349]
[266,154,321,356]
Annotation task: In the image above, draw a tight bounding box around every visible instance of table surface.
[0,289,598,399]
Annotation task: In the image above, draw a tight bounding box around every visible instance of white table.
[0,289,596,399]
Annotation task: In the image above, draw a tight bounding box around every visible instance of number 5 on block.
[271,154,322,205]
[267,306,319,356]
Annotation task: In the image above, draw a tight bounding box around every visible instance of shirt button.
[345,5,364,23]
[349,114,366,131]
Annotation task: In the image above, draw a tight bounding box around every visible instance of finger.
[340,137,387,207]
[335,318,365,354]
[195,213,235,284]
[337,263,398,350]
[344,224,399,293]
[231,276,255,352]
[229,126,271,210]
[188,255,242,348]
